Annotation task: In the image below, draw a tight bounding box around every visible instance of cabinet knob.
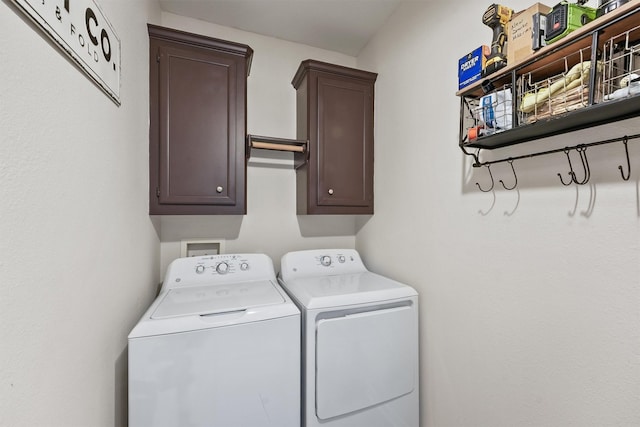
[328,188,334,195]
[216,186,223,193]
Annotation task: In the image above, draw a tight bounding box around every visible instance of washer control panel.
[280,249,367,281]
[319,254,350,267]
[163,254,276,290]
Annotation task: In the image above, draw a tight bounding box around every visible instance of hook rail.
[469,133,639,169]
[467,133,636,190]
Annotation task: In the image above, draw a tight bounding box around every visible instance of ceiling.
[158,0,401,56]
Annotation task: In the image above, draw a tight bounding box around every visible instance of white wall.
[357,2,640,426]
[157,12,361,276]
[0,1,161,426]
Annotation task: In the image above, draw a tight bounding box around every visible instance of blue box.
[458,46,488,90]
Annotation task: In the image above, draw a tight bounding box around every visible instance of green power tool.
[545,1,598,44]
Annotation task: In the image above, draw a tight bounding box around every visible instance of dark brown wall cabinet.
[148,24,253,215]
[292,60,377,215]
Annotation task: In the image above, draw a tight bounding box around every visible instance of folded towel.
[520,61,598,113]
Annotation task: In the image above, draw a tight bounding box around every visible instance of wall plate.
[180,239,226,257]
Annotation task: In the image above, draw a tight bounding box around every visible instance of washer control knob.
[338,255,346,263]
[216,262,229,274]
[195,265,205,274]
[240,262,249,271]
[320,256,332,267]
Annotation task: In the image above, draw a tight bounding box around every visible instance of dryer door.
[315,304,416,420]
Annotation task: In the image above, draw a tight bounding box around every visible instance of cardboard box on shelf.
[458,45,489,90]
[507,3,552,66]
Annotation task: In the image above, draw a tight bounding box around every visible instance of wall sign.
[12,0,121,105]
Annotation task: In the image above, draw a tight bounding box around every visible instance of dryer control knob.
[338,255,346,263]
[216,262,229,274]
[240,262,249,271]
[195,265,205,274]
[320,256,332,267]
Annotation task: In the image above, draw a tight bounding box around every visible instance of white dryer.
[279,249,419,427]
[128,253,300,427]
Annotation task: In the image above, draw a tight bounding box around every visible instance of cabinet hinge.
[156,187,160,197]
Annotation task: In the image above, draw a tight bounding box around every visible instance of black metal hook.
[574,146,590,185]
[618,136,631,181]
[558,147,590,185]
[499,159,518,190]
[558,148,576,186]
[476,165,495,192]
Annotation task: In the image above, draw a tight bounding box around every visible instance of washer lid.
[151,280,285,319]
[280,272,417,309]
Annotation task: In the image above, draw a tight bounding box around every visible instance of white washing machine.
[279,249,419,427]
[128,253,300,427]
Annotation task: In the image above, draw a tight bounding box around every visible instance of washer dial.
[216,262,229,274]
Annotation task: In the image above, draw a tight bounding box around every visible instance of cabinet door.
[158,43,238,207]
[148,25,250,215]
[316,75,374,210]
